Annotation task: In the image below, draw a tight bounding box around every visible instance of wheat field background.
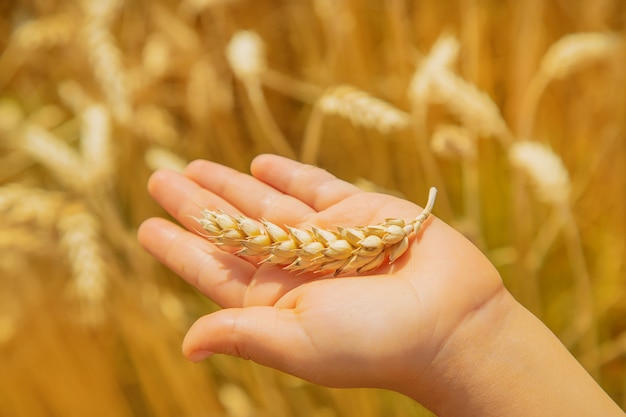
[0,0,624,416]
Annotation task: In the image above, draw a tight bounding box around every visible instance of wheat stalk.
[195,188,437,276]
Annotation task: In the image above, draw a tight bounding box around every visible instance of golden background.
[0,0,624,415]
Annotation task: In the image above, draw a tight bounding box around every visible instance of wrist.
[399,288,622,417]
[397,285,513,415]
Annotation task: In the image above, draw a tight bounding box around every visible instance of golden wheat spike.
[195,188,437,276]
[318,85,410,134]
[21,125,87,191]
[58,202,108,324]
[509,140,571,206]
[226,31,267,80]
[539,32,621,81]
[82,0,131,125]
[430,124,477,160]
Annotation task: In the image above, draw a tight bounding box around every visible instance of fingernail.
[188,349,214,362]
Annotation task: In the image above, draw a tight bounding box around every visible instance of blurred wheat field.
[0,0,624,415]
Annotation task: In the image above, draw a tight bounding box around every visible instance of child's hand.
[138,154,622,416]
[138,154,503,394]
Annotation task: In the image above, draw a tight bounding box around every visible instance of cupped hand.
[137,154,504,396]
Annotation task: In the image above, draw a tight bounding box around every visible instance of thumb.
[182,306,311,372]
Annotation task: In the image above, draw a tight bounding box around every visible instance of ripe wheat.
[318,85,410,134]
[58,202,108,324]
[430,124,476,160]
[22,125,86,191]
[539,32,621,81]
[83,1,131,124]
[81,104,113,184]
[509,140,571,205]
[226,31,266,80]
[195,187,438,276]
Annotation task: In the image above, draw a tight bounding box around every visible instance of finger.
[184,159,316,225]
[182,307,316,380]
[137,217,254,307]
[147,169,240,230]
[250,154,363,211]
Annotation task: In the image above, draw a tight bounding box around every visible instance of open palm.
[138,154,504,395]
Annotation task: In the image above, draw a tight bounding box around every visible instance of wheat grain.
[509,140,571,205]
[318,85,410,134]
[195,188,437,276]
[539,32,621,81]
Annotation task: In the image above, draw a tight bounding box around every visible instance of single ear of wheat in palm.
[194,187,438,276]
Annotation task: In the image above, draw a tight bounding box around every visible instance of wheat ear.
[226,31,296,159]
[195,188,437,276]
